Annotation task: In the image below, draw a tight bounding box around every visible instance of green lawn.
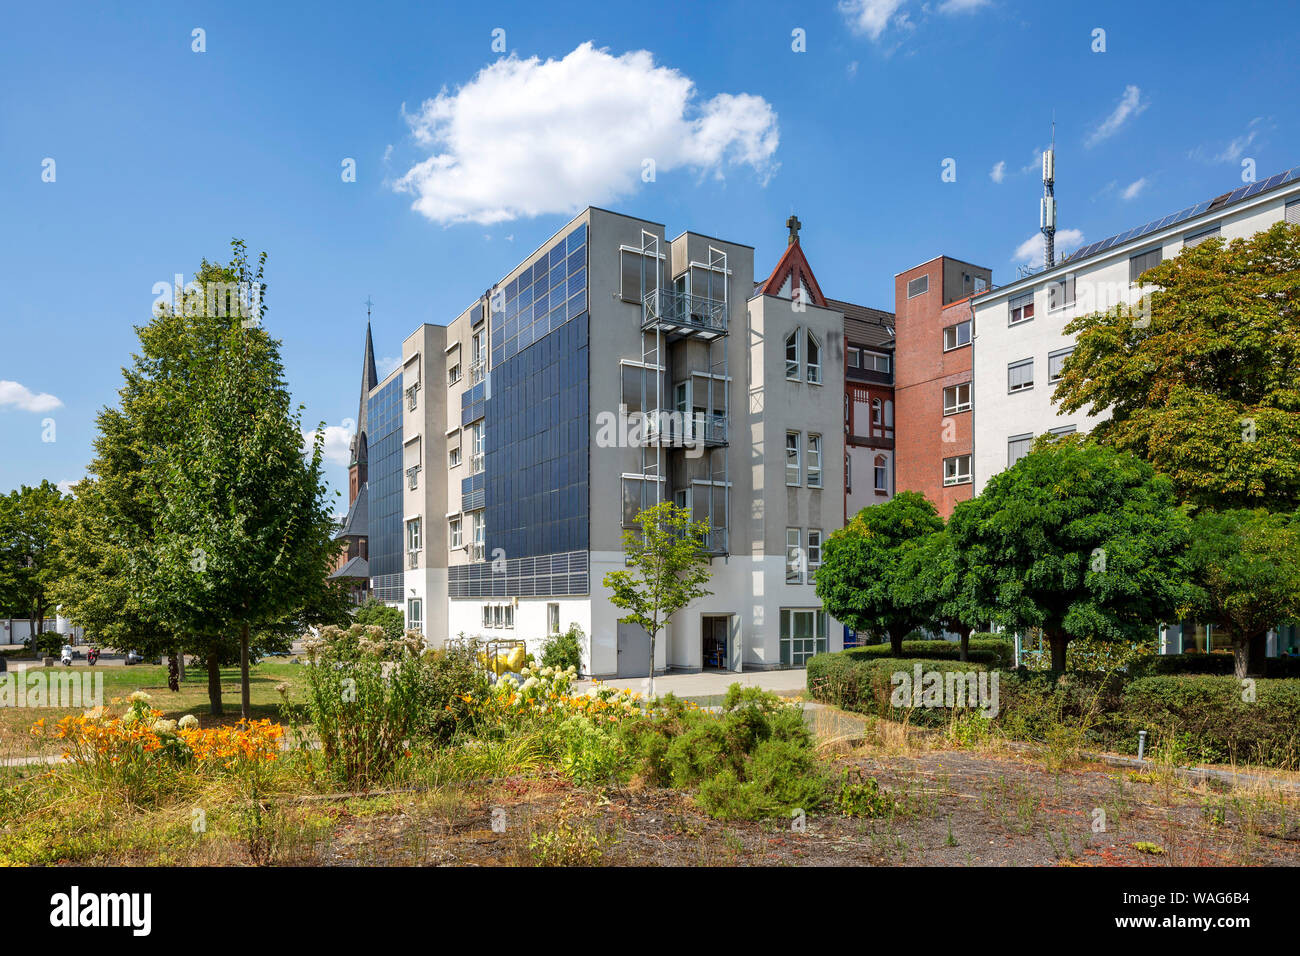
[0,660,306,761]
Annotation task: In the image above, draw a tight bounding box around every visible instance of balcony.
[406,465,421,490]
[407,550,421,570]
[643,289,727,339]
[405,382,420,411]
[700,527,728,555]
[469,361,485,386]
[643,410,728,447]
[469,452,484,475]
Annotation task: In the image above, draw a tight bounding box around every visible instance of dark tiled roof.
[828,298,896,349]
[335,483,368,540]
[329,556,369,580]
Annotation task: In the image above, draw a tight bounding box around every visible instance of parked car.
[125,649,145,665]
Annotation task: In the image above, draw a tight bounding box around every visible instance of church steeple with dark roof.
[347,312,379,506]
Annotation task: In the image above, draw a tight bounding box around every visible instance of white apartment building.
[350,207,865,677]
[971,166,1300,493]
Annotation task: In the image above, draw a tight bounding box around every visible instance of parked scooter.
[60,644,75,667]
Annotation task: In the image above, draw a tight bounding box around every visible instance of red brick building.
[893,256,990,517]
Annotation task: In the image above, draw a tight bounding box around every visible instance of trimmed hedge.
[841,637,1014,669]
[807,654,990,725]
[1132,653,1300,679]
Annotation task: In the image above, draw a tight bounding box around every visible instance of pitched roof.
[329,556,369,580]
[755,239,828,307]
[349,322,379,467]
[828,298,896,349]
[335,482,368,540]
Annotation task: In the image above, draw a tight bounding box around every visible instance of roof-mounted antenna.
[1041,116,1057,269]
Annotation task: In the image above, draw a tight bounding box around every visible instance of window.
[504,604,514,629]
[407,598,423,634]
[449,515,462,549]
[1048,347,1073,384]
[620,249,659,304]
[943,382,972,414]
[871,398,882,425]
[807,530,822,582]
[806,332,821,384]
[780,609,827,666]
[1008,433,1034,466]
[1183,225,1220,248]
[493,605,504,628]
[1129,248,1163,284]
[863,351,891,373]
[847,348,861,368]
[449,445,461,468]
[807,434,822,488]
[448,363,461,387]
[1047,274,1076,311]
[873,454,888,494]
[785,432,801,485]
[1008,357,1034,393]
[1009,292,1035,325]
[1287,199,1300,226]
[470,329,485,384]
[469,421,484,474]
[1049,425,1077,436]
[907,275,929,299]
[471,511,485,562]
[845,455,851,492]
[785,330,800,379]
[943,320,971,351]
[547,603,560,635]
[944,454,972,486]
[482,605,491,628]
[786,528,802,584]
[406,517,421,552]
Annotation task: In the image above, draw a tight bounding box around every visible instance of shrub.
[352,599,405,642]
[807,653,991,725]
[839,638,1013,668]
[1133,653,1300,679]
[540,623,585,673]
[413,644,490,744]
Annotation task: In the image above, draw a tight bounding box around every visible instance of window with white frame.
[944,454,972,486]
[470,511,484,562]
[780,608,827,666]
[448,362,461,387]
[847,347,861,368]
[871,398,882,425]
[504,604,514,628]
[469,421,484,474]
[785,330,800,380]
[807,530,822,582]
[1047,275,1076,311]
[1008,357,1034,393]
[406,517,421,553]
[943,382,972,414]
[1287,199,1300,225]
[874,454,888,493]
[449,444,461,468]
[943,320,971,351]
[806,332,821,384]
[785,432,801,485]
[1008,433,1034,466]
[807,434,822,488]
[862,351,891,373]
[482,605,491,628]
[547,603,560,635]
[845,455,852,492]
[1009,292,1035,325]
[786,528,802,584]
[407,598,423,633]
[449,515,462,549]
[1048,347,1073,384]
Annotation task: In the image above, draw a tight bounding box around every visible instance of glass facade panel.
[366,377,404,602]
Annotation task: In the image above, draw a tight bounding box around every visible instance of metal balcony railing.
[642,290,727,335]
[406,465,421,490]
[405,382,420,411]
[700,527,728,555]
[407,550,420,570]
[470,542,485,563]
[469,361,485,386]
[643,411,728,447]
[470,452,484,475]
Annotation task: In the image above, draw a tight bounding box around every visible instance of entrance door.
[702,615,729,670]
[616,621,651,678]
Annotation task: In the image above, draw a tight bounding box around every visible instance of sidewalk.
[574,668,807,699]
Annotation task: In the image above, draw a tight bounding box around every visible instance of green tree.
[1054,221,1300,509]
[54,241,341,716]
[1182,508,1300,678]
[0,481,69,636]
[603,501,713,697]
[947,437,1191,671]
[893,527,985,660]
[354,598,405,641]
[815,491,944,655]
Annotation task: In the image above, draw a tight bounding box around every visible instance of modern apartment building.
[892,257,991,517]
[351,208,879,677]
[970,165,1300,495]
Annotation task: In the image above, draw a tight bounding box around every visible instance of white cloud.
[938,0,991,12]
[393,43,779,225]
[1085,85,1146,147]
[376,355,401,378]
[839,0,908,39]
[1190,117,1269,164]
[1121,177,1147,201]
[1012,228,1084,267]
[990,160,1006,183]
[0,380,62,413]
[56,479,81,496]
[303,424,355,467]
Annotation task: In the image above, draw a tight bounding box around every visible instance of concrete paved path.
[574,668,807,699]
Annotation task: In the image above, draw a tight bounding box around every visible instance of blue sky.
[2,0,1296,509]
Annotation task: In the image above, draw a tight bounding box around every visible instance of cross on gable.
[786,214,802,245]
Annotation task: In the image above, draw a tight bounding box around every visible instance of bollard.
[1137,729,1148,761]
